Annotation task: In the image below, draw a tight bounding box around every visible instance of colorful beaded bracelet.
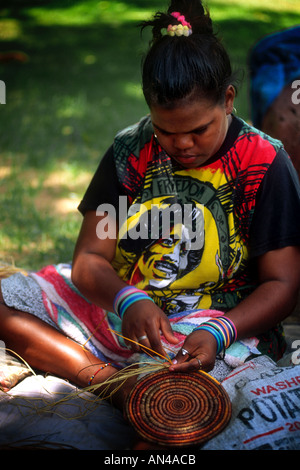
[193,317,237,354]
[113,286,154,319]
[88,362,111,386]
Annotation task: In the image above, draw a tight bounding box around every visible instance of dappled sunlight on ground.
[0,0,300,270]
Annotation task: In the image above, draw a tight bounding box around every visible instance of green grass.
[0,0,300,270]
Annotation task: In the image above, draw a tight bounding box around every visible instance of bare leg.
[0,285,169,449]
[0,285,133,408]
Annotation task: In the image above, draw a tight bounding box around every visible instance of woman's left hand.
[168,329,218,373]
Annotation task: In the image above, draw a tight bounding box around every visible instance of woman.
[1,0,300,409]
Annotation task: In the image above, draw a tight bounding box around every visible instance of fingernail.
[172,359,177,364]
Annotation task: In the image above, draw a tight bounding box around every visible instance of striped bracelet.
[113,286,154,319]
[193,316,237,354]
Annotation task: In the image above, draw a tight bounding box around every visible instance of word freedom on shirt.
[95,196,205,250]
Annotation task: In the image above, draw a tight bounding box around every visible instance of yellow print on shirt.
[113,167,247,313]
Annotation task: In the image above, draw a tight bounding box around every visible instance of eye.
[193,126,207,136]
[157,129,172,137]
[161,238,175,247]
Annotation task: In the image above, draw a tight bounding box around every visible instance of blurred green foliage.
[0,0,299,269]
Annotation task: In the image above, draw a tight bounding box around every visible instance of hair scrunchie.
[167,11,192,37]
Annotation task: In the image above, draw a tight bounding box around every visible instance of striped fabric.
[30,263,260,369]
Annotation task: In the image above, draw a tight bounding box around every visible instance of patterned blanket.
[29,264,260,371]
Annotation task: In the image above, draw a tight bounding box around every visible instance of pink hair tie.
[167,12,192,37]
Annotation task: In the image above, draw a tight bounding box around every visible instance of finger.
[127,331,164,357]
[136,333,152,352]
[169,359,196,373]
[194,357,203,370]
[172,347,189,365]
[137,334,148,344]
[146,328,168,359]
[126,333,150,352]
[160,318,180,345]
[170,355,206,373]
[174,344,196,364]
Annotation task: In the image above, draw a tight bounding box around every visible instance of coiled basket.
[125,369,231,447]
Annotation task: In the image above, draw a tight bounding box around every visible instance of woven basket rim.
[125,369,232,447]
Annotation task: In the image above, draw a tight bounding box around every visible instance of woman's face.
[150,86,235,169]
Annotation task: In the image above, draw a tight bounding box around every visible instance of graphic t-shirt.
[78,115,300,358]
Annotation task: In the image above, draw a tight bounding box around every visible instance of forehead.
[150,99,221,134]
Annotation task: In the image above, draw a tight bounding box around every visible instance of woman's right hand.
[121,300,179,358]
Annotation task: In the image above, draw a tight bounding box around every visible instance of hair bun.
[140,0,236,108]
[140,0,214,43]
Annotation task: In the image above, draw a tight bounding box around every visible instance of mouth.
[173,155,199,164]
[153,259,177,276]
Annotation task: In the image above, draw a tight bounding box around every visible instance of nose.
[173,133,194,151]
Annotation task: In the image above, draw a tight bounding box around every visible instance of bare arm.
[228,245,300,338]
[71,211,126,310]
[71,211,178,356]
